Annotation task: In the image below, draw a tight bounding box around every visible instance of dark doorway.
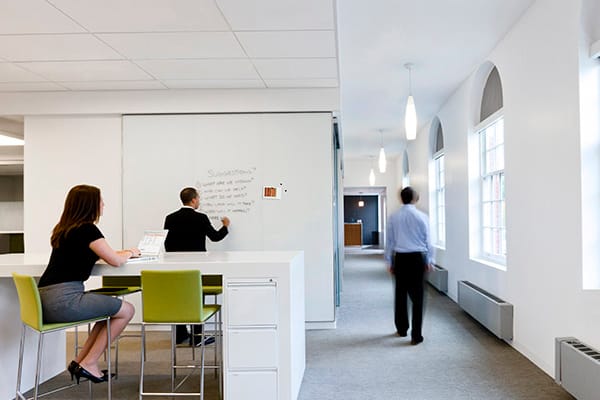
[344,195,379,245]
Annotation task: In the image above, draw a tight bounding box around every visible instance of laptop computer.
[127,229,168,263]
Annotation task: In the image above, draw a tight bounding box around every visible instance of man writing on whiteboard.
[164,187,230,252]
[163,187,230,345]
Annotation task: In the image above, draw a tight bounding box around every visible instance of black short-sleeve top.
[38,223,104,288]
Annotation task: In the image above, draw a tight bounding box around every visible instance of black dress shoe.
[176,325,190,344]
[74,366,106,384]
[191,336,216,347]
[411,337,424,345]
[397,331,408,337]
[176,332,190,345]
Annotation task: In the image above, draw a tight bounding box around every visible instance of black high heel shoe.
[67,360,79,381]
[102,370,116,380]
[74,366,107,384]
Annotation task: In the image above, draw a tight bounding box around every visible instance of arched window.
[480,67,503,121]
[475,65,505,265]
[431,119,445,247]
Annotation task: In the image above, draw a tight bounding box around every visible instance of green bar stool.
[12,273,113,400]
[178,276,222,343]
[89,275,142,297]
[140,270,222,399]
[76,275,142,379]
[193,276,223,379]
[201,274,223,303]
[186,275,222,377]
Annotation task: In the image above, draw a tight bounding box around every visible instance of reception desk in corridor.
[0,251,305,400]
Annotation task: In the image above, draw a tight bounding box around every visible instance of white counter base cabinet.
[228,371,278,400]
[229,329,278,368]
[0,251,305,400]
[227,280,279,396]
[227,281,278,326]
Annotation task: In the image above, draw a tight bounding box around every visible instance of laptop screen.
[137,229,168,257]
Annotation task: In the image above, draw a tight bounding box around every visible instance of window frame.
[432,150,445,248]
[476,110,506,265]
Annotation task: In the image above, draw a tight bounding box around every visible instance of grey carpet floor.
[25,252,573,399]
[297,253,574,400]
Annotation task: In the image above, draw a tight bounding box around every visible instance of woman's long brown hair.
[50,185,101,248]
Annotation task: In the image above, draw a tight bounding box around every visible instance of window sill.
[471,257,507,271]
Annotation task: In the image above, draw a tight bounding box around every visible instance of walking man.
[385,186,434,345]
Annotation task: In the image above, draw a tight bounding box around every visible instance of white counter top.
[0,250,303,278]
[0,250,305,400]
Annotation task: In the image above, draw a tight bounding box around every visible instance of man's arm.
[202,214,229,242]
[163,215,173,251]
[385,216,395,273]
[419,212,435,270]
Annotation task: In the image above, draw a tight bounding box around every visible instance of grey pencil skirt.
[39,281,122,323]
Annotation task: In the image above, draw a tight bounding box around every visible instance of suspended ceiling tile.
[253,58,338,79]
[59,80,167,91]
[0,82,67,91]
[98,32,246,59]
[49,0,229,32]
[0,0,85,34]
[0,63,46,82]
[18,60,154,81]
[217,0,334,30]
[162,79,266,89]
[236,31,336,58]
[265,78,338,88]
[136,59,260,80]
[0,34,123,62]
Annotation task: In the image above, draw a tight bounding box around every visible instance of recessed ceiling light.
[0,134,24,146]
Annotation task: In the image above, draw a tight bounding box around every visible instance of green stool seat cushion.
[141,270,219,323]
[89,275,142,296]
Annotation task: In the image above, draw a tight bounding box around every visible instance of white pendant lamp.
[369,168,375,186]
[404,63,417,141]
[378,129,387,173]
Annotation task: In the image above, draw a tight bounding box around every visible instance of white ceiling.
[0,0,547,162]
[0,0,338,92]
[338,0,536,158]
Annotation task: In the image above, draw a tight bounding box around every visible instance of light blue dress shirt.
[385,204,434,265]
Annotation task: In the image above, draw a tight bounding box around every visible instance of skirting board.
[306,321,336,330]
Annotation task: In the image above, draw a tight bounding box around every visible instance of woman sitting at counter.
[37,184,138,383]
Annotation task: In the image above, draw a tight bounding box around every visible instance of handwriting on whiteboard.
[197,167,257,220]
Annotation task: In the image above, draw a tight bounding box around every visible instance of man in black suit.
[164,187,230,252]
[164,187,230,345]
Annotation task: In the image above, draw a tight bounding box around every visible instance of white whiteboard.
[122,112,334,322]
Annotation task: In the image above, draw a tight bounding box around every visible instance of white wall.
[24,115,123,252]
[0,88,337,116]
[395,0,600,377]
[19,88,339,326]
[121,113,335,323]
[406,121,433,215]
[343,156,401,215]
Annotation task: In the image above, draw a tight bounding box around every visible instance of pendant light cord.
[405,62,414,95]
